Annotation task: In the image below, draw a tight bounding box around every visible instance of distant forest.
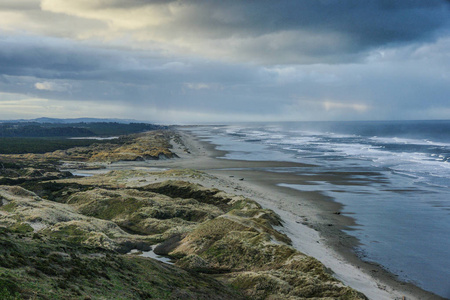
[0,122,167,154]
[0,137,119,154]
[0,122,166,137]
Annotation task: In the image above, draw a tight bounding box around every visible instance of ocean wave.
[370,136,450,147]
[219,124,450,189]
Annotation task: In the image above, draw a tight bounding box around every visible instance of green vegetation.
[0,227,242,299]
[0,123,92,137]
[0,158,71,186]
[19,181,93,203]
[0,122,166,138]
[0,137,114,154]
[0,121,168,154]
[0,177,367,299]
[66,122,167,136]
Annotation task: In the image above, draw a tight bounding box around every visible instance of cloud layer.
[0,1,449,122]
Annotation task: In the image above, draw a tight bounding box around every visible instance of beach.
[127,128,444,300]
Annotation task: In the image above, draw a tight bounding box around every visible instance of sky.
[0,0,449,124]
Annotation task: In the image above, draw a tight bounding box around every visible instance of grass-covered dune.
[0,131,175,162]
[0,175,367,299]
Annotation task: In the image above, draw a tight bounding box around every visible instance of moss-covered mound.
[0,185,152,252]
[0,159,72,187]
[0,174,367,299]
[0,185,245,299]
[0,226,244,299]
[66,186,223,239]
[168,201,366,299]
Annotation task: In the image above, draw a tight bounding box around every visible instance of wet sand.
[105,129,444,299]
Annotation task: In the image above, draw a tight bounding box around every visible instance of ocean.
[190,120,450,298]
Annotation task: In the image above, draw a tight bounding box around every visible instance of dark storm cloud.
[34,0,450,64]
[190,0,449,39]
[0,38,104,78]
[0,34,263,104]
[205,0,450,62]
[140,0,450,63]
[0,35,177,82]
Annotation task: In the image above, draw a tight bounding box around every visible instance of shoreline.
[139,128,443,300]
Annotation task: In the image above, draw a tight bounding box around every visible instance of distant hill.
[0,117,143,124]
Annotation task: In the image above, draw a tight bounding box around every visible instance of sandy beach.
[106,128,443,300]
